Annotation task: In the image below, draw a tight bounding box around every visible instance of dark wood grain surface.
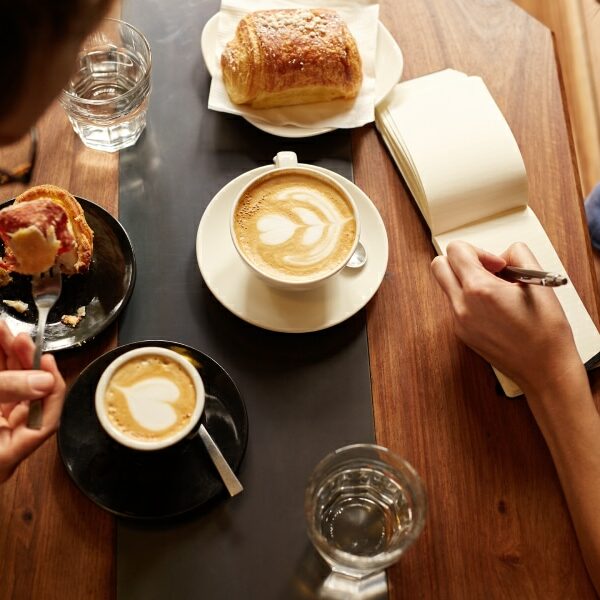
[0,106,117,600]
[0,0,599,598]
[353,0,600,598]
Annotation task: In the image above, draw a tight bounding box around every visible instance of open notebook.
[376,68,600,397]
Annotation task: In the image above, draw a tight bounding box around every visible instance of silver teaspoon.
[198,423,243,497]
[346,241,367,269]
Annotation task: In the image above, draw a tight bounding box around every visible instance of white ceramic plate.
[201,13,404,138]
[196,164,388,333]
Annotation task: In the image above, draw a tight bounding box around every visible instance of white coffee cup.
[230,152,360,291]
[95,346,205,451]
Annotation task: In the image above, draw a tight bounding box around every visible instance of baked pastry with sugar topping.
[0,199,75,275]
[11,184,93,275]
[221,8,363,109]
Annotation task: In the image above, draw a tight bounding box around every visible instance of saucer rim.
[196,164,389,333]
[57,339,249,520]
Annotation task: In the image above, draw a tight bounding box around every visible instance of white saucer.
[196,165,389,333]
[201,13,404,138]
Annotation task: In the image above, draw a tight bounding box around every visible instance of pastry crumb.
[2,299,28,313]
[61,306,87,328]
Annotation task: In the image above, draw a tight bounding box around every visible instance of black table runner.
[117,1,375,597]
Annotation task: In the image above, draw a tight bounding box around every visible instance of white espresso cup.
[95,346,205,451]
[230,152,360,291]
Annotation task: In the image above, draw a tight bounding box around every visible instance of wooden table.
[1,1,598,598]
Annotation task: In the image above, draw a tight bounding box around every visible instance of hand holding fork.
[27,266,62,429]
[0,320,66,483]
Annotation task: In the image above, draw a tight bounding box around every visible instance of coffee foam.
[104,355,197,442]
[233,172,356,281]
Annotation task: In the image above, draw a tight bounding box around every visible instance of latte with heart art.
[233,171,357,282]
[103,354,197,443]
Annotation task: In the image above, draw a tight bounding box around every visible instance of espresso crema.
[233,172,357,281]
[104,355,197,442]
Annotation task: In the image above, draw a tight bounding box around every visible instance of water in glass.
[318,465,413,557]
[305,444,426,578]
[60,19,151,152]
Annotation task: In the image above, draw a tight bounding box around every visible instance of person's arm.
[524,366,600,593]
[431,240,600,594]
[0,321,65,484]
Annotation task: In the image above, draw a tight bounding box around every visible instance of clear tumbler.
[305,444,427,583]
[59,18,151,152]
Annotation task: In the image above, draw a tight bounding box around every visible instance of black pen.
[499,266,568,287]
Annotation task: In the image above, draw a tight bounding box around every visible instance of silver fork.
[27,266,62,430]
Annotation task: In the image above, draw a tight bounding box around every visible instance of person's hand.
[0,321,66,484]
[430,241,581,395]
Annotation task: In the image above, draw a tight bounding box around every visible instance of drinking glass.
[305,444,427,585]
[59,18,151,152]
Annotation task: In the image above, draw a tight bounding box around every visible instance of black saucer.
[0,196,136,352]
[57,341,248,519]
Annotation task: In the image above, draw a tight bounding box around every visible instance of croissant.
[12,184,94,274]
[221,8,363,109]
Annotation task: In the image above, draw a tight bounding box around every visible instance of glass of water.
[305,444,427,582]
[59,18,151,152]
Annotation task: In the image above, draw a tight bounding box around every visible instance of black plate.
[57,341,249,519]
[0,196,136,351]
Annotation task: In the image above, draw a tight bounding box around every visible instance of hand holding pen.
[430,241,579,395]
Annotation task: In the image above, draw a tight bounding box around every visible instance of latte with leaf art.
[233,171,357,282]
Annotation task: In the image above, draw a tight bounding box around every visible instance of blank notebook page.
[378,70,528,236]
[376,69,600,397]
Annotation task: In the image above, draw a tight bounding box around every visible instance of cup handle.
[273,151,298,169]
